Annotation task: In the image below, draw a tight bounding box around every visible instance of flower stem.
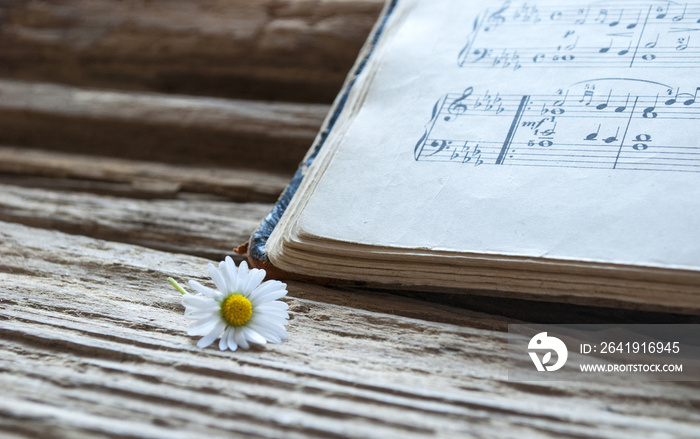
[168,277,189,295]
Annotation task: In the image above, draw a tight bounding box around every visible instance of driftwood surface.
[1,0,699,437]
[0,0,383,103]
[2,221,700,438]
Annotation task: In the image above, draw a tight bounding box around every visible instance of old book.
[242,0,700,311]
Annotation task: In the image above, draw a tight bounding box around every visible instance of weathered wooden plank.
[0,80,328,171]
[0,146,289,202]
[0,183,270,260]
[1,221,698,438]
[0,0,383,103]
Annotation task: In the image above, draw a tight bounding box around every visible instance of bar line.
[496,95,530,165]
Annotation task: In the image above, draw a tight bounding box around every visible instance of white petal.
[243,327,267,345]
[233,328,249,350]
[207,263,228,294]
[250,317,289,339]
[219,328,231,351]
[246,322,282,343]
[226,327,238,351]
[182,294,216,309]
[197,320,227,348]
[184,306,219,320]
[249,280,288,304]
[187,314,220,336]
[259,300,289,311]
[254,310,289,321]
[256,302,290,313]
[188,280,222,300]
[242,269,266,295]
[223,256,239,292]
[237,260,249,280]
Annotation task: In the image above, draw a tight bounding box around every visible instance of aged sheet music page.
[267,0,700,283]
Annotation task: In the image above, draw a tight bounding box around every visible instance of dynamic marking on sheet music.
[414,79,700,172]
[457,1,700,70]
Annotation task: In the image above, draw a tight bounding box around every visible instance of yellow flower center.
[221,294,252,326]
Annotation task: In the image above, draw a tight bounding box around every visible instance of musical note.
[595,9,608,24]
[553,89,569,106]
[609,9,623,27]
[656,2,670,19]
[681,87,699,105]
[574,7,590,25]
[597,91,612,110]
[618,42,632,56]
[615,94,630,112]
[604,127,620,143]
[644,34,659,49]
[456,2,700,71]
[579,88,594,105]
[585,124,601,141]
[642,94,659,118]
[664,89,680,105]
[632,134,652,150]
[417,82,700,172]
[673,3,687,22]
[627,11,641,29]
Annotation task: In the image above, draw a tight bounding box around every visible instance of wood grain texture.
[0,146,289,202]
[0,183,271,260]
[0,0,383,103]
[0,80,328,171]
[1,220,699,439]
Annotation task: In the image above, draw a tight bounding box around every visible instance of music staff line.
[415,82,700,173]
[458,1,700,69]
[469,2,700,29]
[418,138,700,172]
[439,94,700,120]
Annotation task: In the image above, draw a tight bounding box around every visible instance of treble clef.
[444,87,474,121]
[484,1,511,31]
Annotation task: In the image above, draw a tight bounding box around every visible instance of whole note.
[633,134,652,150]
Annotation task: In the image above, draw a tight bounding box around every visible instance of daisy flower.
[168,256,289,351]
